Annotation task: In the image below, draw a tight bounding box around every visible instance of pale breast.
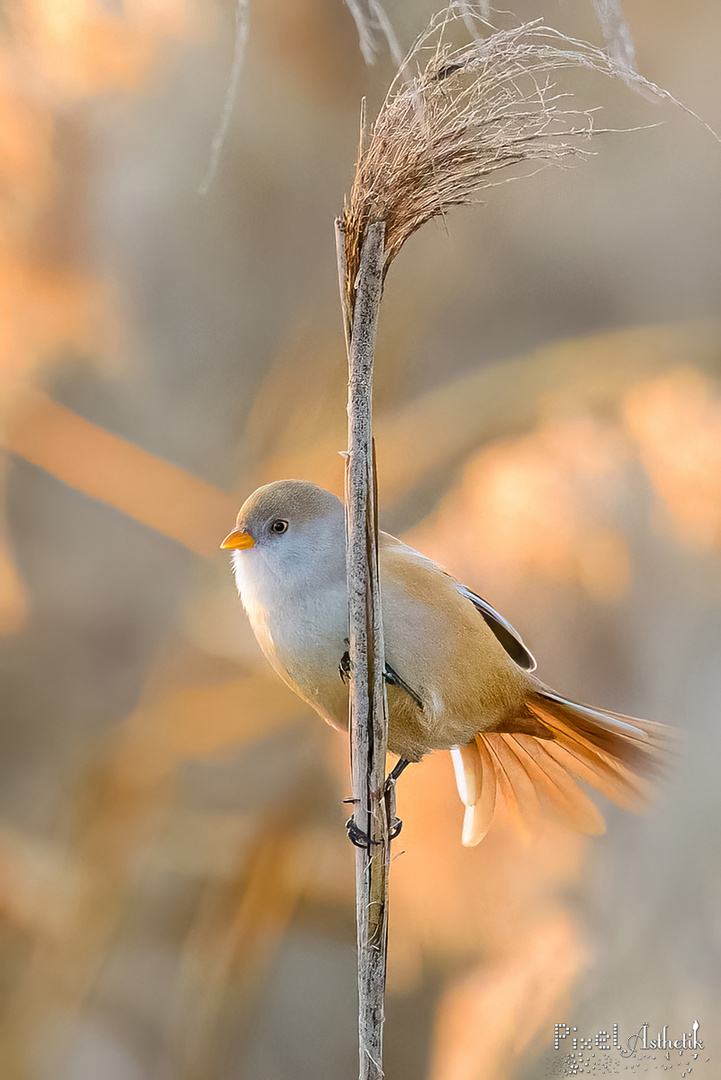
[242,569,350,732]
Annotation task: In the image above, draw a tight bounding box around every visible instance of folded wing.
[456,584,537,671]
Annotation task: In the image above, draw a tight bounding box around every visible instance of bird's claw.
[344,813,403,848]
[344,759,410,847]
[345,816,370,849]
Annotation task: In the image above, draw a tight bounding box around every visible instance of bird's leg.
[386,757,411,786]
[344,761,411,848]
[340,646,370,846]
[341,647,412,845]
[384,758,410,840]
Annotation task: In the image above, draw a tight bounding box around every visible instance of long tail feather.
[542,738,648,812]
[491,734,545,837]
[511,735,607,835]
[451,740,498,846]
[484,735,530,842]
[529,690,670,774]
[463,737,498,845]
[451,688,671,844]
[451,741,481,807]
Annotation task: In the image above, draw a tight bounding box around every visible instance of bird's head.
[221,480,345,590]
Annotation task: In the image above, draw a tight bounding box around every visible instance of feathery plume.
[340,4,716,327]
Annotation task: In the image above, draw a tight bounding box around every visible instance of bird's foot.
[343,760,410,847]
[383,772,402,843]
[345,816,370,849]
[345,814,403,848]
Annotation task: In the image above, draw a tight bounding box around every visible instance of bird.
[221,479,669,846]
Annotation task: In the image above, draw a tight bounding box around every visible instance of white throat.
[230,514,348,680]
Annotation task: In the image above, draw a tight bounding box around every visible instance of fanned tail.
[453,689,673,846]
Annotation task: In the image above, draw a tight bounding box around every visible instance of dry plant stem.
[337,219,390,1080]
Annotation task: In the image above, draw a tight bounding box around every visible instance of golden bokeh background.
[1,2,720,1078]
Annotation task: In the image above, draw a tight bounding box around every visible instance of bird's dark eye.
[271,519,288,535]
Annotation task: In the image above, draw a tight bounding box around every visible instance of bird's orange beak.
[220,527,255,551]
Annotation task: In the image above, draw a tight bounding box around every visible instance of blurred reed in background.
[1,2,720,1078]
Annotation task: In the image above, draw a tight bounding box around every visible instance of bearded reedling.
[222,480,669,845]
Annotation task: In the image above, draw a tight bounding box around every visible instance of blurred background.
[1,1,720,1077]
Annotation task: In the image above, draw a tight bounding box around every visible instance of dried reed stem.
[337,220,390,1080]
